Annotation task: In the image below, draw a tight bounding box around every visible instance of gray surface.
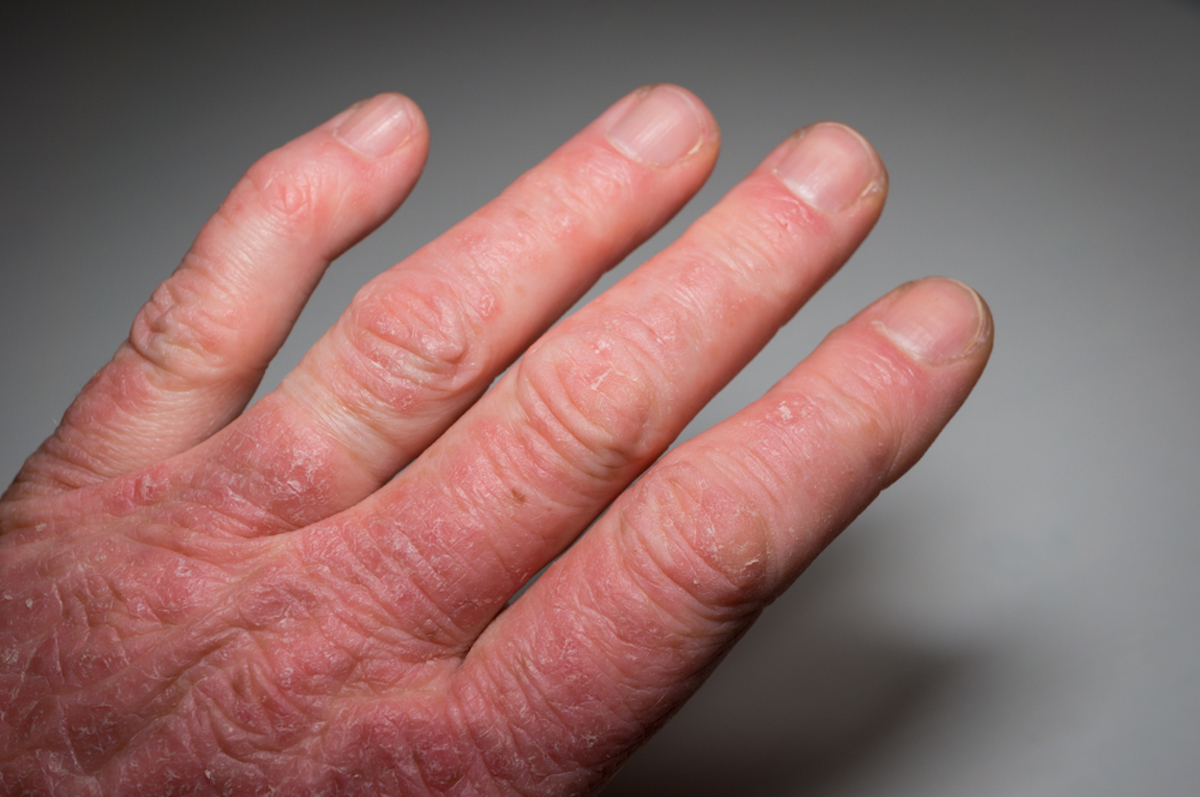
[3,1,1199,794]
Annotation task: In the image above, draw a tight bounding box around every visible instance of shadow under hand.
[603,523,993,797]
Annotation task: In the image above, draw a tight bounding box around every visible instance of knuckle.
[500,146,635,248]
[334,277,488,414]
[736,348,912,527]
[797,348,909,477]
[460,653,612,790]
[618,459,775,617]
[321,695,477,794]
[127,261,246,383]
[307,519,471,653]
[171,646,320,793]
[680,181,834,311]
[238,151,339,240]
[196,656,311,758]
[513,315,670,482]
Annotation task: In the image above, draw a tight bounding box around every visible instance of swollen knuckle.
[127,263,244,381]
[514,318,666,480]
[337,279,486,411]
[241,154,338,239]
[619,460,774,616]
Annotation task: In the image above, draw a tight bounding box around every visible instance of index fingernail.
[607,85,706,166]
[335,93,416,158]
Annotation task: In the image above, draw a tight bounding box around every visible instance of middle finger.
[183,85,720,530]
[309,122,888,649]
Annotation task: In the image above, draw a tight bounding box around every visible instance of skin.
[0,86,992,796]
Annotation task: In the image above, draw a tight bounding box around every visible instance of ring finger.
[188,85,721,530]
[308,121,888,648]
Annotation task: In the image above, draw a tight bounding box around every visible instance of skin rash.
[0,87,989,795]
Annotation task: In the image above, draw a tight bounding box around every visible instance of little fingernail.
[607,85,706,165]
[335,93,415,158]
[877,278,989,363]
[774,123,884,213]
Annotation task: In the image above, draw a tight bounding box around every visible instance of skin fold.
[0,85,991,796]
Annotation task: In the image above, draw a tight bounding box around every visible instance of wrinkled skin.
[0,86,991,796]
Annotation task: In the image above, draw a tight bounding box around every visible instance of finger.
[8,93,429,499]
[453,278,993,790]
[313,122,887,645]
[194,85,720,527]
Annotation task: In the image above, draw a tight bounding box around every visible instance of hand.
[0,86,991,796]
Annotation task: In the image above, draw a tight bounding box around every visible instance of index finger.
[457,277,993,791]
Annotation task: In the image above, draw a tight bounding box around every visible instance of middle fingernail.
[607,85,707,166]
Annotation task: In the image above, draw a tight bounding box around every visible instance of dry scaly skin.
[1,87,990,796]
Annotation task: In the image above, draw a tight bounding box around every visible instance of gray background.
[3,1,1199,794]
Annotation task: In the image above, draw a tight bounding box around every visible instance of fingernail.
[876,278,988,362]
[334,94,415,158]
[774,123,883,213]
[607,85,706,165]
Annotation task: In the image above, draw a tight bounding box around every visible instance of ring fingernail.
[774,123,883,213]
[607,85,706,166]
